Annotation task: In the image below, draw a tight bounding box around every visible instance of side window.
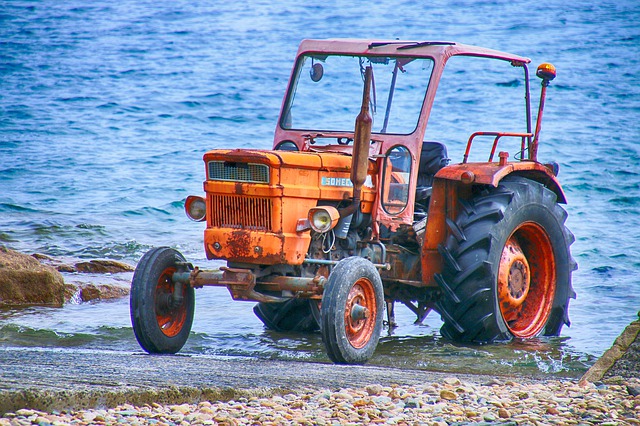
[382,145,411,214]
[425,55,527,162]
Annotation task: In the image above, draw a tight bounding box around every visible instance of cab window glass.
[382,145,411,214]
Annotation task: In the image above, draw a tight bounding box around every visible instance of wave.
[0,203,41,213]
[0,323,137,350]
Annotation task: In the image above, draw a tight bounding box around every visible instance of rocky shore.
[2,377,639,425]
[0,248,132,306]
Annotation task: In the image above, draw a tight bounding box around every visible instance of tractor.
[130,39,576,364]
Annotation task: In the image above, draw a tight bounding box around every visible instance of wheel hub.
[498,238,530,308]
[350,303,370,321]
[154,267,188,338]
[344,280,377,349]
[497,222,557,339]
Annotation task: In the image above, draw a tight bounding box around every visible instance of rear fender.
[434,161,566,203]
[420,161,566,285]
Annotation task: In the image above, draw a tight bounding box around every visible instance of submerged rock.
[77,283,129,302]
[0,247,65,307]
[33,254,134,274]
[74,260,134,274]
[1,248,131,306]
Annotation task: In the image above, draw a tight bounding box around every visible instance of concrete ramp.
[581,311,640,382]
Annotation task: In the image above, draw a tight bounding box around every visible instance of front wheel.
[436,177,576,343]
[130,247,195,353]
[321,257,384,364]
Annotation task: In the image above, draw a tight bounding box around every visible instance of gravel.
[2,376,638,425]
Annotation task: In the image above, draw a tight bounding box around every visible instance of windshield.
[281,54,434,136]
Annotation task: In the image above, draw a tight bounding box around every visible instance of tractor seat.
[416,141,449,201]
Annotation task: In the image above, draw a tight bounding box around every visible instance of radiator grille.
[210,195,272,231]
[208,161,269,183]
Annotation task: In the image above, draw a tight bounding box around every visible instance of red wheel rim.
[497,222,556,338]
[154,267,187,337]
[344,277,378,349]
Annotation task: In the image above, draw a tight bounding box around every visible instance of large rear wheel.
[253,299,320,332]
[321,257,384,364]
[130,247,195,353]
[436,177,576,343]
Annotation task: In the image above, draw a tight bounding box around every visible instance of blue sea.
[1,0,639,377]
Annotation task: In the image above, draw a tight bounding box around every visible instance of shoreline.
[1,347,639,424]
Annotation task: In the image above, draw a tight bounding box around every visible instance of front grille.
[210,195,272,231]
[208,161,269,184]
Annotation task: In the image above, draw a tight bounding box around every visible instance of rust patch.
[228,230,252,258]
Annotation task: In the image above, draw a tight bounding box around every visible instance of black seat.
[416,141,449,201]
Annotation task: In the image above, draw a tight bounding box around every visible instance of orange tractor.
[130,39,576,364]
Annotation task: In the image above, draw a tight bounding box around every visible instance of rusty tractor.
[130,39,576,364]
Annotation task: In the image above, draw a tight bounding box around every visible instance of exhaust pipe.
[341,66,373,218]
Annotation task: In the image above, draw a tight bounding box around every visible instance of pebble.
[1,377,639,425]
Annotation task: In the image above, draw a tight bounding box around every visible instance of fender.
[420,160,566,285]
[434,160,566,203]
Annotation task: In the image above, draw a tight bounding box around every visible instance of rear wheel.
[436,177,576,343]
[130,247,195,353]
[321,257,384,364]
[253,299,320,332]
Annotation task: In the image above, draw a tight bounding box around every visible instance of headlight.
[308,206,340,233]
[185,196,206,222]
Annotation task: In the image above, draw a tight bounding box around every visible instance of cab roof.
[297,39,531,64]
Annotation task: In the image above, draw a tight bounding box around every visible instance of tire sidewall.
[321,257,384,364]
[130,247,195,354]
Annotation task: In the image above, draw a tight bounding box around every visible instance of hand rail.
[463,131,534,164]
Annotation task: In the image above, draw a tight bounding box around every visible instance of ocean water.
[1,0,639,377]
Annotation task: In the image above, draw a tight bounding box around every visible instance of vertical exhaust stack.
[341,66,373,218]
[530,63,556,162]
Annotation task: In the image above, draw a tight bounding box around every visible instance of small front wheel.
[321,257,384,364]
[130,247,195,354]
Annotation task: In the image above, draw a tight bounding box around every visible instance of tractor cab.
[272,39,540,234]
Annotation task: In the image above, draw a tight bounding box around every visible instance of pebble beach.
[2,377,639,426]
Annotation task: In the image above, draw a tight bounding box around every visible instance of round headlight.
[185,196,206,222]
[308,206,340,233]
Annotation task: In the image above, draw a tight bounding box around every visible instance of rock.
[483,378,504,386]
[61,283,129,303]
[498,407,511,418]
[0,247,65,306]
[31,253,76,273]
[404,398,420,409]
[372,396,392,406]
[483,412,497,422]
[443,377,461,386]
[439,390,457,400]
[387,388,404,400]
[627,384,640,396]
[546,406,560,415]
[74,260,134,274]
[365,384,383,396]
[78,284,129,302]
